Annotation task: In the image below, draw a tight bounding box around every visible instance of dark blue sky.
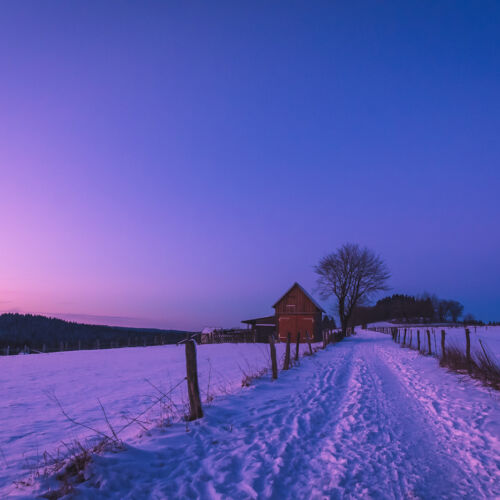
[0,1,499,328]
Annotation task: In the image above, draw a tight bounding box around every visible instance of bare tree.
[437,299,450,322]
[315,243,390,335]
[447,300,464,323]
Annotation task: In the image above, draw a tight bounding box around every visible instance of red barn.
[273,282,324,342]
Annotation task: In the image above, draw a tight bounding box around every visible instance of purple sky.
[1,2,499,330]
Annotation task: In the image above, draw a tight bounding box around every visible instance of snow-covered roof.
[201,327,219,335]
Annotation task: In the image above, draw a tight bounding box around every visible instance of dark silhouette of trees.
[315,243,390,335]
[463,313,481,325]
[349,293,465,325]
[447,300,464,322]
[0,313,189,352]
[420,293,464,323]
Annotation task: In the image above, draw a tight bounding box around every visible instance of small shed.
[273,282,324,343]
[241,315,276,343]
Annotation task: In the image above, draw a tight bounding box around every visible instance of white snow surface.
[1,342,316,496]
[11,329,500,499]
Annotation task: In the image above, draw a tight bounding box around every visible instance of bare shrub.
[439,342,500,391]
[12,436,119,499]
[475,342,500,390]
[25,377,187,496]
[439,346,475,372]
[241,367,268,387]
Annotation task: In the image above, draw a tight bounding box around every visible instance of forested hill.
[0,313,192,351]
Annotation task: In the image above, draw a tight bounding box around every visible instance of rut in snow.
[74,330,500,499]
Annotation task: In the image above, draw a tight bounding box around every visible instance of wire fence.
[369,325,500,390]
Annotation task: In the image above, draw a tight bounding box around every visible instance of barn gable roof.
[272,282,325,312]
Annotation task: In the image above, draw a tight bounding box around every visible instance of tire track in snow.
[307,338,458,499]
[260,344,356,499]
[325,350,409,499]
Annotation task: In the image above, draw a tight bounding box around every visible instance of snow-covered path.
[61,331,500,498]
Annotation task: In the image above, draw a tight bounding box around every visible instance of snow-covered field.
[0,342,317,496]
[22,329,500,499]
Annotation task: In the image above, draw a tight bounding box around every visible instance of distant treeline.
[0,313,192,353]
[351,293,488,326]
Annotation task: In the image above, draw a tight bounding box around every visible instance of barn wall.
[274,285,319,314]
[274,285,322,342]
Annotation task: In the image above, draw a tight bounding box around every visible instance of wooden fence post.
[185,339,203,420]
[441,330,446,360]
[306,331,313,355]
[295,332,301,362]
[403,329,407,346]
[283,333,291,370]
[465,328,471,366]
[417,330,420,351]
[427,330,431,355]
[269,334,278,380]
[409,331,412,348]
